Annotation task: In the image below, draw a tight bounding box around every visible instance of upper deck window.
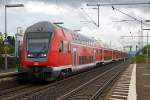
[26,32,52,58]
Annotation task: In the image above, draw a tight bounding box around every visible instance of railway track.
[0,61,129,100]
[0,71,36,100]
[0,72,19,91]
[0,72,17,82]
[57,61,128,100]
[0,72,16,78]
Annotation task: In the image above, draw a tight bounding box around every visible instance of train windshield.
[26,32,52,58]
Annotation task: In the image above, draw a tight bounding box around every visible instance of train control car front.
[18,21,63,81]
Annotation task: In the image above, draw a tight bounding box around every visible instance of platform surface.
[137,64,150,100]
[0,68,17,74]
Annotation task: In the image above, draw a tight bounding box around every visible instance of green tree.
[0,32,3,45]
[7,36,15,47]
[0,32,4,54]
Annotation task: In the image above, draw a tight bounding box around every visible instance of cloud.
[1,0,150,50]
[25,1,68,15]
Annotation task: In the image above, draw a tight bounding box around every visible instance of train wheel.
[67,68,72,75]
[58,70,66,80]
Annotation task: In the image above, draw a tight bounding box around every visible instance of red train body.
[18,21,128,80]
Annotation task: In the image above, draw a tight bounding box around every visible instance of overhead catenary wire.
[112,6,150,49]
[87,2,150,6]
[86,2,150,28]
[112,6,150,27]
[55,0,96,29]
[80,8,98,27]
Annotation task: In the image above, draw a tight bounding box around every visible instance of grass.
[132,45,150,64]
[131,55,150,64]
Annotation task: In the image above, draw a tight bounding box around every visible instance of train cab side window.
[62,29,66,37]
[59,41,64,52]
[97,49,98,54]
[68,42,71,53]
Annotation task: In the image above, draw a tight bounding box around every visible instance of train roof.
[25,21,93,41]
[25,21,58,33]
[24,21,127,51]
[25,21,105,48]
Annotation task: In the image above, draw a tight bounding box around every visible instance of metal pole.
[4,5,7,69]
[98,5,100,27]
[4,4,24,69]
[15,27,21,57]
[5,6,7,38]
[15,34,17,57]
[138,30,140,51]
[147,32,149,63]
[86,4,100,27]
[141,20,143,49]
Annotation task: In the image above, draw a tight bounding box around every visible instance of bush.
[0,56,17,69]
[132,55,149,63]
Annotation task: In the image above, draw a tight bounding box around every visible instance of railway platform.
[1,62,150,100]
[105,63,150,100]
[0,68,17,75]
[136,64,150,100]
[104,63,136,100]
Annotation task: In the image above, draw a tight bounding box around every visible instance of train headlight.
[43,54,47,57]
[28,54,31,57]
[40,53,47,57]
[27,54,33,57]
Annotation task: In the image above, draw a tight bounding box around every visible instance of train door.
[93,50,96,62]
[100,49,103,61]
[112,50,114,60]
[72,48,76,66]
[102,49,104,62]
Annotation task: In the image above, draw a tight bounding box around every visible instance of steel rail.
[89,65,126,100]
[4,62,122,100]
[57,62,127,100]
[0,72,17,78]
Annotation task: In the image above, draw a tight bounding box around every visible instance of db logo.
[34,62,39,65]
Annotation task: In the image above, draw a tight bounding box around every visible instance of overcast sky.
[1,0,150,50]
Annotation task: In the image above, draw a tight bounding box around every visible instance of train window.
[87,56,90,63]
[90,56,92,62]
[26,32,52,58]
[81,56,83,64]
[62,29,66,37]
[97,49,98,54]
[84,56,86,64]
[85,56,87,64]
[79,56,82,64]
[82,56,84,64]
[59,41,64,52]
[68,42,71,53]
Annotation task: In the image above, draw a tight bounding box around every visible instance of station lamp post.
[4,4,24,69]
[142,28,150,63]
[142,20,150,63]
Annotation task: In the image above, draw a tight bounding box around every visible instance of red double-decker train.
[18,21,127,81]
